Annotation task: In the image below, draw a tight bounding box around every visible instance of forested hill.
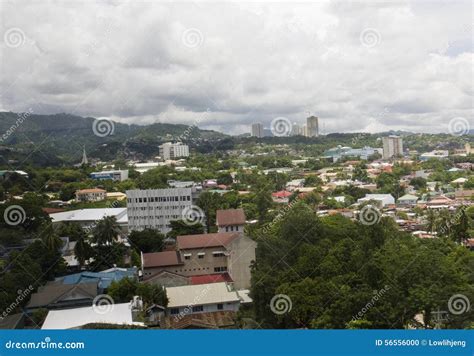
[0,112,228,166]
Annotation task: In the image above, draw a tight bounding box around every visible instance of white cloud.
[0,0,472,135]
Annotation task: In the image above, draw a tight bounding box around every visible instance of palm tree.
[41,222,63,252]
[74,236,93,267]
[425,209,437,234]
[91,216,120,246]
[436,209,452,237]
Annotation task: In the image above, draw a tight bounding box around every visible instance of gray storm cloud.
[0,0,472,135]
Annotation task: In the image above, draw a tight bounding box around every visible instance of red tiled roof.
[143,251,183,268]
[190,273,233,285]
[177,233,239,250]
[216,209,246,227]
[43,207,66,214]
[272,191,292,198]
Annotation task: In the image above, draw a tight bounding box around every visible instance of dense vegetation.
[250,202,474,329]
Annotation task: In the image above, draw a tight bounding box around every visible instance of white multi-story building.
[382,136,403,159]
[126,188,201,233]
[159,142,190,161]
[251,123,263,138]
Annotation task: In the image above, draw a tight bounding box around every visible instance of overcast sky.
[0,0,472,135]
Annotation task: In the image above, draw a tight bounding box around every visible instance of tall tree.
[91,216,120,246]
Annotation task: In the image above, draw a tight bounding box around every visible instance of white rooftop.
[166,282,241,308]
[50,208,127,223]
[41,302,144,329]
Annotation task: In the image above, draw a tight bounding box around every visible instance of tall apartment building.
[251,123,263,138]
[159,142,189,161]
[306,116,319,137]
[126,187,201,233]
[291,124,306,136]
[382,135,404,159]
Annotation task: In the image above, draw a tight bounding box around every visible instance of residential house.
[75,188,107,202]
[397,194,419,206]
[26,283,98,311]
[272,190,292,203]
[357,194,395,208]
[216,209,246,233]
[51,268,137,293]
[165,282,242,317]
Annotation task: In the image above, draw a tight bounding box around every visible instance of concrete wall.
[227,234,256,289]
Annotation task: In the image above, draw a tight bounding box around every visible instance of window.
[198,254,205,259]
[192,305,203,313]
[214,266,227,273]
[217,303,223,310]
[213,251,225,257]
[184,253,192,260]
[170,308,179,315]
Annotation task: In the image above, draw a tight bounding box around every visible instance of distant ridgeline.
[0,112,226,166]
[0,111,471,167]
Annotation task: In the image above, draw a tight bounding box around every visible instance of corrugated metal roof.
[166,282,240,308]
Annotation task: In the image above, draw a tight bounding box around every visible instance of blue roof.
[57,268,137,290]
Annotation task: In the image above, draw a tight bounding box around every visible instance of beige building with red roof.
[216,209,246,233]
[142,232,256,289]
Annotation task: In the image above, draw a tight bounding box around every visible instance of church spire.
[81,145,88,165]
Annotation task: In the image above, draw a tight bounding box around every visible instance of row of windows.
[129,206,187,211]
[129,215,181,220]
[172,267,210,273]
[225,225,240,232]
[183,252,225,260]
[128,196,191,203]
